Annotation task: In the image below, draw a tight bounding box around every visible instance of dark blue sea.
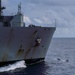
[0,38,75,75]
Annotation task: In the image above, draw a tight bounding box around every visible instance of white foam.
[0,60,26,72]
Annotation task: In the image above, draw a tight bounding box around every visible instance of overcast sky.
[2,0,75,37]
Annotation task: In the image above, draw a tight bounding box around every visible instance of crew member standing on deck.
[34,36,41,46]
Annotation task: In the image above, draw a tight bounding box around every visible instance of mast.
[0,0,2,16]
[0,0,6,17]
[18,2,21,14]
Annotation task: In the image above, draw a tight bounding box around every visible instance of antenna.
[55,19,57,27]
[18,2,21,14]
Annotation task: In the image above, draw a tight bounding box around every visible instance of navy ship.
[0,0,56,66]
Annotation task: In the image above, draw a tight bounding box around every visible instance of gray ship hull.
[0,27,55,65]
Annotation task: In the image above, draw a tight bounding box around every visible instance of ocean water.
[0,38,75,75]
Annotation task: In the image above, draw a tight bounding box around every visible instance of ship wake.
[0,60,26,72]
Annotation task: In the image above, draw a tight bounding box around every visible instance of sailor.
[34,36,41,46]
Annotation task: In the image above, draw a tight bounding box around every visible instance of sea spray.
[0,60,26,72]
